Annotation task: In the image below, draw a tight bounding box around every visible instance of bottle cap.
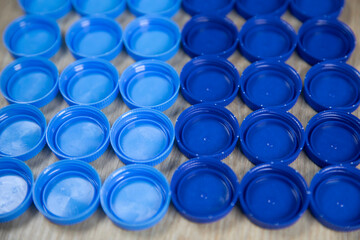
[127,0,181,17]
[33,160,101,225]
[0,104,46,161]
[100,164,170,230]
[123,16,180,61]
[3,15,61,59]
[171,158,239,223]
[0,158,33,223]
[182,15,238,58]
[235,0,289,19]
[65,16,123,61]
[297,18,356,65]
[0,57,59,108]
[182,0,235,16]
[239,109,305,165]
[18,0,71,19]
[46,105,110,162]
[71,0,126,18]
[59,58,119,109]
[305,110,360,168]
[310,165,360,231]
[180,56,240,106]
[239,16,297,62]
[304,61,360,113]
[239,164,310,229]
[110,108,174,166]
[119,60,179,111]
[240,60,302,111]
[175,103,240,160]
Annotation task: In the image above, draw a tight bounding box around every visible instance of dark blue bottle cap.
[305,110,360,168]
[182,0,235,16]
[182,15,238,58]
[239,109,305,165]
[59,58,119,109]
[33,160,101,225]
[46,105,110,162]
[235,0,289,19]
[127,0,181,17]
[304,61,360,113]
[290,0,345,22]
[3,15,61,59]
[0,104,46,161]
[171,158,240,223]
[239,164,310,229]
[100,164,170,230]
[72,0,126,18]
[110,108,174,166]
[239,16,297,62]
[175,103,240,160]
[240,60,302,111]
[310,165,360,231]
[297,18,356,66]
[180,56,240,106]
[119,60,179,111]
[123,16,180,61]
[65,16,123,61]
[0,158,33,223]
[18,0,71,19]
[0,57,59,108]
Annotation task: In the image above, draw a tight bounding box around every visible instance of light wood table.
[0,1,359,239]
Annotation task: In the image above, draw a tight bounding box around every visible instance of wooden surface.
[0,1,360,240]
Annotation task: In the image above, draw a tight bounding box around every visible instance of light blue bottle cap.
[46,105,110,162]
[100,164,170,230]
[72,0,126,18]
[127,0,181,17]
[18,0,72,19]
[3,15,61,59]
[33,160,101,225]
[124,16,180,61]
[59,58,119,109]
[119,60,179,111]
[0,57,59,108]
[110,108,174,166]
[0,104,46,161]
[0,158,33,223]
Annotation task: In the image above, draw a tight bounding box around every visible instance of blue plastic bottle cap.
[0,57,59,108]
[171,158,239,223]
[239,109,305,165]
[0,158,33,223]
[239,16,297,62]
[110,108,174,166]
[297,18,356,66]
[59,58,119,109]
[180,56,240,106]
[239,164,310,229]
[235,0,289,19]
[72,0,126,18]
[127,0,181,17]
[182,0,235,16]
[0,104,46,161]
[182,15,238,58]
[119,60,179,111]
[310,166,360,231]
[101,164,170,230]
[123,16,180,61]
[175,103,240,160]
[240,60,302,111]
[305,111,360,168]
[304,61,360,113]
[3,15,61,59]
[46,105,110,162]
[290,0,345,22]
[18,0,71,19]
[33,160,101,225]
[65,16,123,61]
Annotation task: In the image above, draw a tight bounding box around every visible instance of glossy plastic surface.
[235,0,289,19]
[18,0,71,19]
[72,0,126,18]
[127,0,181,17]
[182,0,235,16]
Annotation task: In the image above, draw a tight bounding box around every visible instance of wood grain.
[0,0,360,239]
